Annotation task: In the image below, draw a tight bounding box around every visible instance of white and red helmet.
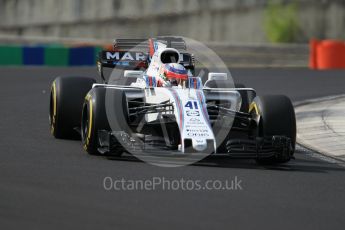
[163,63,188,81]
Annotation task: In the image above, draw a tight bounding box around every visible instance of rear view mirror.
[124,70,144,78]
[208,72,227,81]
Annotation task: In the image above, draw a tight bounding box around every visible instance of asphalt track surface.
[1,67,345,230]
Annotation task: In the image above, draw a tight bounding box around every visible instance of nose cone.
[192,139,207,152]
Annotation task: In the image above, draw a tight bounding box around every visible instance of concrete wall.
[0,0,344,43]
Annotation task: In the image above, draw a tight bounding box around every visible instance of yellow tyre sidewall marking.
[249,102,261,136]
[249,102,260,115]
[50,81,57,134]
[87,97,93,140]
[83,94,93,150]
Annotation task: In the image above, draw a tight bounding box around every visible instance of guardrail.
[0,35,309,67]
[207,43,308,68]
[0,44,103,66]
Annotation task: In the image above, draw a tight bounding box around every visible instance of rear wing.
[113,37,187,51]
[97,37,194,83]
[98,51,148,69]
[98,51,194,69]
[113,39,148,51]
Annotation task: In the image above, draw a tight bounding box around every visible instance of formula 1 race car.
[49,37,296,164]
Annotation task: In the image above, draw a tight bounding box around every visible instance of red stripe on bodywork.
[149,38,155,57]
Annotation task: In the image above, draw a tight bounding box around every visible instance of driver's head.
[163,63,188,86]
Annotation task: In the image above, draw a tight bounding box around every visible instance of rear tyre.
[251,95,296,164]
[50,76,96,139]
[81,87,126,156]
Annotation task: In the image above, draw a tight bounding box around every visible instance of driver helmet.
[163,63,188,86]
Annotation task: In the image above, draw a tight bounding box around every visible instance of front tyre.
[250,95,296,164]
[81,87,126,156]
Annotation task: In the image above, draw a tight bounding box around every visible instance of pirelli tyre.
[81,87,127,156]
[250,95,296,164]
[50,76,96,139]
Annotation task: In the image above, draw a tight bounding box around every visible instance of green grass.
[264,0,300,43]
